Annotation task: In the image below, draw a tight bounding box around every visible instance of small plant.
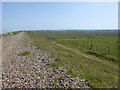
[59,77,65,81]
[50,62,58,67]
[68,55,73,58]
[11,82,16,84]
[68,68,73,75]
[55,57,61,61]
[89,43,93,50]
[107,46,110,54]
[67,68,77,77]
[20,51,31,56]
[81,82,85,87]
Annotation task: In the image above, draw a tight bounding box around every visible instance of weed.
[20,51,31,56]
[50,62,58,67]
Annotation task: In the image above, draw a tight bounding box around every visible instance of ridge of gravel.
[2,32,91,88]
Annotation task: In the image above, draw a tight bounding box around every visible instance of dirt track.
[1,32,24,88]
[2,32,24,65]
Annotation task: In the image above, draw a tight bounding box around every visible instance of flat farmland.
[26,30,118,88]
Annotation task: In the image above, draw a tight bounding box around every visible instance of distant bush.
[87,51,115,62]
[12,31,22,35]
[2,31,22,37]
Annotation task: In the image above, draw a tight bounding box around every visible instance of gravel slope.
[2,32,90,88]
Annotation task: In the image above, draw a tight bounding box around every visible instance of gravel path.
[2,32,90,88]
[2,32,24,65]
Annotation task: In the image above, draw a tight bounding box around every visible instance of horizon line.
[2,29,118,34]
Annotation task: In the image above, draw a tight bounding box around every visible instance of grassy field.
[26,30,118,88]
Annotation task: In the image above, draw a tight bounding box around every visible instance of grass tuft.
[20,51,31,56]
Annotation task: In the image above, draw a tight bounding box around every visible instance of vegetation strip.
[26,31,118,88]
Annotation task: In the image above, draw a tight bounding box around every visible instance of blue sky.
[2,2,118,33]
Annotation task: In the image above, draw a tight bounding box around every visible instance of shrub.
[67,68,77,77]
[20,51,31,56]
[87,51,115,62]
[50,62,58,67]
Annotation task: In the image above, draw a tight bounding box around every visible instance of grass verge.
[26,31,118,88]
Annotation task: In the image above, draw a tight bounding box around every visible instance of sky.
[2,2,118,33]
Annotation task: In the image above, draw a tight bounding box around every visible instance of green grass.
[67,68,78,77]
[20,51,31,56]
[50,62,57,67]
[11,82,16,84]
[26,31,118,88]
[44,31,118,63]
